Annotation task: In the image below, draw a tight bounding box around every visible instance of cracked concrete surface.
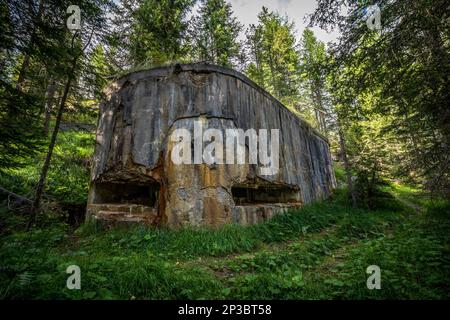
[86,63,336,229]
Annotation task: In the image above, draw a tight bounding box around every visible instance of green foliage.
[0,130,94,204]
[298,28,330,133]
[245,7,301,108]
[1,186,448,299]
[315,210,450,299]
[76,199,348,261]
[85,45,114,100]
[130,0,195,66]
[1,0,449,301]
[1,0,114,175]
[333,164,346,186]
[191,0,244,68]
[312,0,450,196]
[0,80,45,170]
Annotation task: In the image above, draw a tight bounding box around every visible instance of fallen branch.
[0,186,32,205]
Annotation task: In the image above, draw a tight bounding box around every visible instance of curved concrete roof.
[109,63,329,144]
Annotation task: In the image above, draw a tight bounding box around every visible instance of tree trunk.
[16,0,45,91]
[315,86,327,135]
[27,56,78,230]
[16,55,31,91]
[0,186,32,205]
[43,78,57,136]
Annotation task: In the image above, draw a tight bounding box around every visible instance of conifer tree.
[191,0,243,68]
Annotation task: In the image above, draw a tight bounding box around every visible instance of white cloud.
[227,0,340,45]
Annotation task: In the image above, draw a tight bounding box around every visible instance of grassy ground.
[1,129,448,299]
[0,184,448,300]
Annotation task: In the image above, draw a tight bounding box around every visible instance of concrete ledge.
[87,204,158,227]
[233,203,302,226]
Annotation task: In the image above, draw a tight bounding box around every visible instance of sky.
[193,0,341,45]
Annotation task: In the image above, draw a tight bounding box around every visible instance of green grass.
[0,186,448,300]
[333,164,346,186]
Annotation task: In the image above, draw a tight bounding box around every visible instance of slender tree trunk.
[43,78,57,136]
[16,55,31,91]
[16,0,45,91]
[27,57,78,230]
[368,162,378,201]
[315,87,327,135]
[338,121,357,208]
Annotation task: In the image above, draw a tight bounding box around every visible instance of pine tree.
[191,0,243,68]
[245,7,301,108]
[311,0,450,196]
[299,29,329,134]
[130,0,195,66]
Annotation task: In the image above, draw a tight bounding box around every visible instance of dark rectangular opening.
[232,185,300,205]
[92,182,159,207]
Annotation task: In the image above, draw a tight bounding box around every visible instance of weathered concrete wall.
[87,64,336,228]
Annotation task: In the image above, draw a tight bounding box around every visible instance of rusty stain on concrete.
[86,64,336,229]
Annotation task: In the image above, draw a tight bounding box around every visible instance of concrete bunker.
[87,63,336,228]
[231,185,301,205]
[91,181,160,207]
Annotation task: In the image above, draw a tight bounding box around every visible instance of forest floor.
[0,129,449,299]
[0,183,449,300]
